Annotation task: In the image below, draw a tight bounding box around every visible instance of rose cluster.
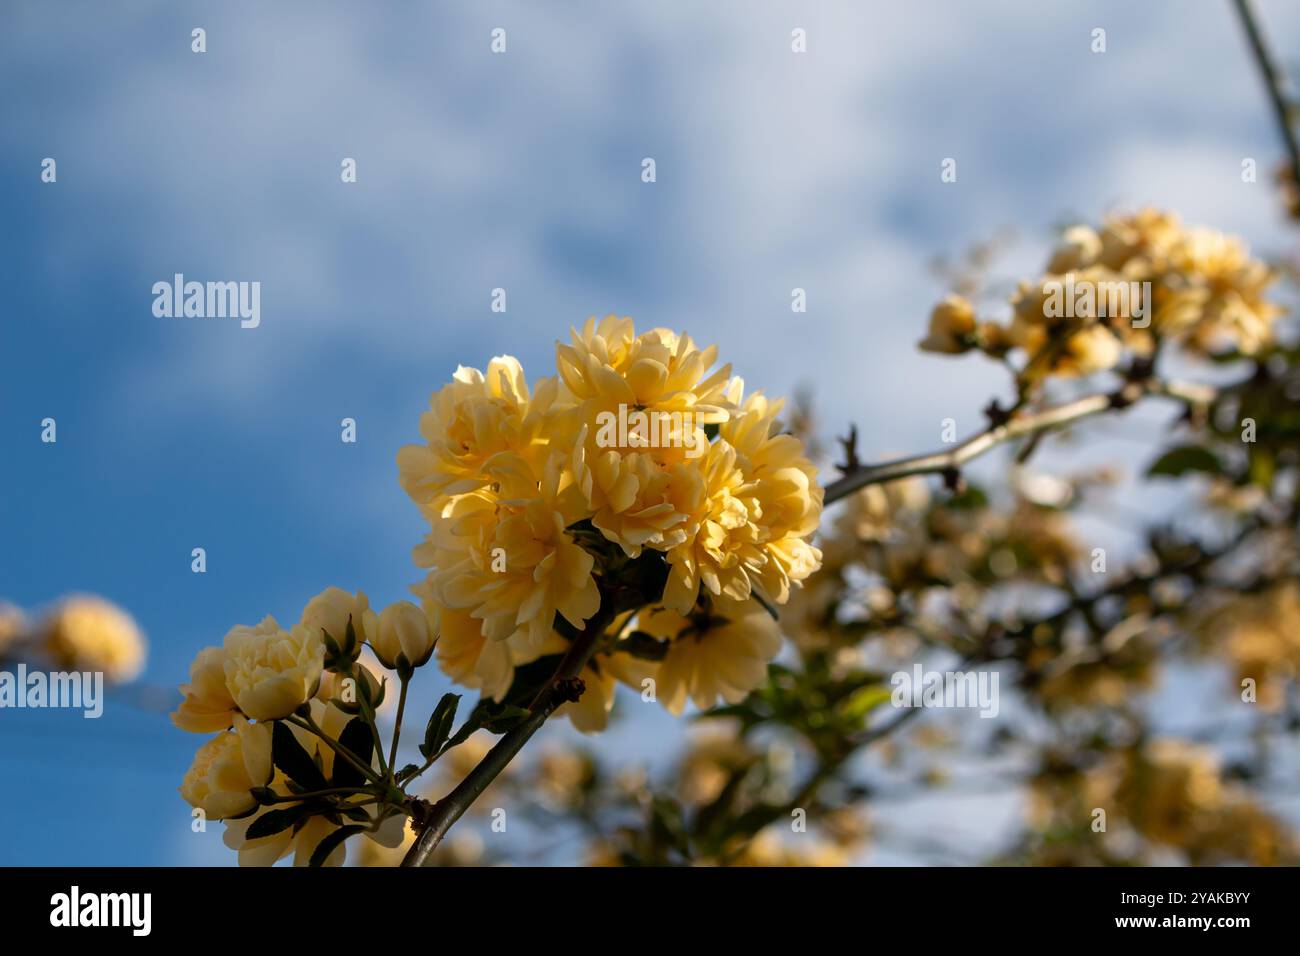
[174,587,432,865]
[397,316,823,729]
[920,209,1283,381]
[172,318,824,865]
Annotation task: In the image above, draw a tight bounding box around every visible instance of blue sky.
[3,0,1299,864]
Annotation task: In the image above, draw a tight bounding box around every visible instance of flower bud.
[374,601,436,670]
[918,295,978,354]
[300,587,376,664]
[319,664,385,714]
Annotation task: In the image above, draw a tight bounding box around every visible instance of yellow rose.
[555,318,733,424]
[222,616,323,720]
[543,321,738,541]
[1163,228,1281,354]
[1057,324,1124,376]
[1097,208,1182,272]
[638,597,783,715]
[918,295,977,354]
[1046,225,1102,273]
[300,587,377,661]
[179,716,273,820]
[396,357,558,511]
[374,601,437,670]
[171,645,237,733]
[587,453,705,558]
[424,600,563,702]
[658,391,822,615]
[1008,298,1124,383]
[660,440,766,613]
[551,318,735,519]
[430,490,600,652]
[41,595,145,682]
[720,392,824,605]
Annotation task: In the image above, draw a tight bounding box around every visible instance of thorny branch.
[825,377,1218,505]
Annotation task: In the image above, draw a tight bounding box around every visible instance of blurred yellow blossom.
[42,595,145,682]
[918,295,978,354]
[0,602,27,657]
[926,208,1283,382]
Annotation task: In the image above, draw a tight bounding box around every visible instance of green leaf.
[1147,445,1223,478]
[359,672,386,710]
[1207,348,1246,365]
[343,615,358,658]
[838,684,893,722]
[945,483,989,509]
[331,718,374,788]
[480,704,531,734]
[442,700,494,751]
[419,693,460,759]
[245,803,312,840]
[308,824,365,868]
[272,721,329,791]
[1248,448,1275,489]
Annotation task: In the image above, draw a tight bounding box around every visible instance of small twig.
[836,424,861,475]
[387,675,410,783]
[1233,0,1300,196]
[823,377,1218,505]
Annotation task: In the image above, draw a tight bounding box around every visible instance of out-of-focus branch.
[1233,0,1300,194]
[825,377,1217,505]
[717,691,937,865]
